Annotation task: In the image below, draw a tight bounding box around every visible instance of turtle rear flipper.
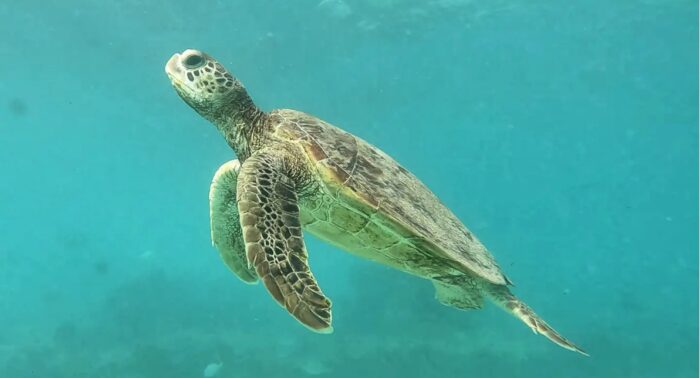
[432,279,484,310]
[485,284,589,356]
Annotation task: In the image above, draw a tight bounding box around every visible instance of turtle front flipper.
[237,150,333,333]
[209,159,258,283]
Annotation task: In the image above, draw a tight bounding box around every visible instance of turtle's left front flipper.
[237,149,333,333]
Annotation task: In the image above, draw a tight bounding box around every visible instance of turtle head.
[165,49,256,127]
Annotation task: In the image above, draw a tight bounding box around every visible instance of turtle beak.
[165,53,191,96]
[165,53,182,80]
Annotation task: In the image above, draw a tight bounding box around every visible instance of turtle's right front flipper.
[210,159,258,283]
[237,150,333,333]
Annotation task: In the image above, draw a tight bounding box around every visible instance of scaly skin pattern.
[236,146,333,332]
[165,49,587,355]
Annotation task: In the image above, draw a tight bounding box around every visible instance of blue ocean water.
[1,0,697,377]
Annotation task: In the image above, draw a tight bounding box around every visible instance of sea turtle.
[165,49,587,355]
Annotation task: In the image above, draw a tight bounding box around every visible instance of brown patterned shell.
[272,109,508,285]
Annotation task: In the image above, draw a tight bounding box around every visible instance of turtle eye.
[183,53,205,69]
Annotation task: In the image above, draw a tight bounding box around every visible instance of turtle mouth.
[165,53,195,97]
[165,53,183,81]
[165,49,238,104]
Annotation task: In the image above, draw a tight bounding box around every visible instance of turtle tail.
[485,283,589,356]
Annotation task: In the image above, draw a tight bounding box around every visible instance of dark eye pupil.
[183,54,204,68]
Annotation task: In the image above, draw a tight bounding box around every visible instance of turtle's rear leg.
[484,283,589,356]
[432,274,486,310]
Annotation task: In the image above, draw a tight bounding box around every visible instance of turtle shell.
[272,109,508,285]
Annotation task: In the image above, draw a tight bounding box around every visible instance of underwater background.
[0,0,697,377]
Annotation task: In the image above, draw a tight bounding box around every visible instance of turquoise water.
[1,1,698,377]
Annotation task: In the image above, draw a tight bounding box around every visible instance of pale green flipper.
[236,149,333,333]
[209,159,258,283]
[432,278,484,310]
